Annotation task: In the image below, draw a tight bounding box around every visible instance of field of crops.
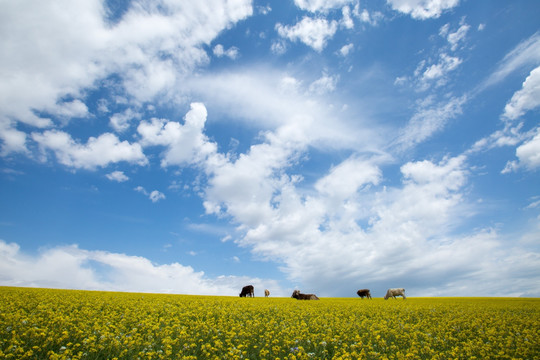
[0,287,538,359]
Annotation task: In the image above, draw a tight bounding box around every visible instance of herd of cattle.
[239,285,406,300]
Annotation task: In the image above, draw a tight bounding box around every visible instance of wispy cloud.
[481,32,540,90]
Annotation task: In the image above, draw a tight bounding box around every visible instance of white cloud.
[109,108,142,133]
[213,44,240,59]
[185,68,383,155]
[339,43,354,57]
[515,130,540,171]
[315,156,382,201]
[0,0,253,151]
[309,73,339,95]
[203,130,303,227]
[137,103,218,167]
[276,17,338,52]
[0,240,285,296]
[473,66,540,171]
[0,120,28,155]
[294,0,355,12]
[502,66,540,121]
[149,190,166,203]
[447,22,470,51]
[355,7,384,26]
[395,95,466,150]
[257,5,272,15]
[106,170,129,182]
[482,32,540,89]
[387,0,460,20]
[420,53,462,89]
[469,124,524,154]
[198,136,540,296]
[270,39,288,55]
[341,6,354,29]
[48,100,89,120]
[31,130,148,170]
[135,186,166,203]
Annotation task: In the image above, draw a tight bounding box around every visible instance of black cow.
[239,285,254,297]
[356,289,372,299]
[291,290,319,300]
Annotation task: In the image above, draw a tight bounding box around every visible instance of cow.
[356,289,372,299]
[265,289,270,297]
[291,290,319,300]
[239,285,254,297]
[384,288,406,300]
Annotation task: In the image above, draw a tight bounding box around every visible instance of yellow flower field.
[0,287,538,359]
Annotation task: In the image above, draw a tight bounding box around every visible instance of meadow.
[0,287,538,359]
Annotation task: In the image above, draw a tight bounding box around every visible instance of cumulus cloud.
[109,108,142,133]
[403,20,468,92]
[502,66,540,121]
[503,130,540,173]
[341,5,354,29]
[473,66,540,170]
[0,240,283,296]
[276,17,338,52]
[0,0,253,152]
[135,186,166,203]
[106,170,129,182]
[32,130,148,170]
[137,103,218,167]
[387,0,460,20]
[0,120,27,155]
[198,135,539,296]
[421,53,462,85]
[213,44,240,59]
[515,131,540,170]
[339,43,354,57]
[315,156,382,201]
[446,22,470,51]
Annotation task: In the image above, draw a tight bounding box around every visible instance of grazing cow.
[265,289,270,297]
[239,285,254,297]
[291,290,319,300]
[384,288,406,300]
[356,289,372,299]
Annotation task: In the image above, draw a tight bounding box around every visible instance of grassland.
[0,287,538,359]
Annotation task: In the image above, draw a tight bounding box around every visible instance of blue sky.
[1,0,539,297]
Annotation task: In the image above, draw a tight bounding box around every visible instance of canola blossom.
[0,287,538,359]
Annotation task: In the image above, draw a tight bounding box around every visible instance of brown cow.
[357,289,372,299]
[264,289,270,297]
[239,285,254,297]
[291,290,319,300]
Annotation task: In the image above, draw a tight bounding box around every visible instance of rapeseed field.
[0,287,538,359]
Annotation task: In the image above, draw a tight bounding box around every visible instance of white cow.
[384,288,406,300]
